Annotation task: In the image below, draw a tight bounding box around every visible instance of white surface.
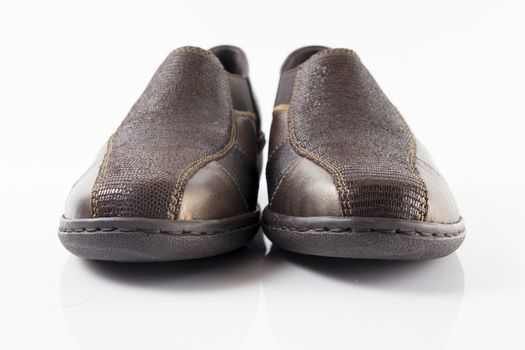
[1,1,524,349]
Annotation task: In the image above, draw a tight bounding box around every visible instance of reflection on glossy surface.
[60,229,465,350]
[60,231,267,350]
[261,248,464,350]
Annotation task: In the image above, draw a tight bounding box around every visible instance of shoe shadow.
[260,247,465,350]
[263,247,465,294]
[67,229,268,292]
[59,230,267,350]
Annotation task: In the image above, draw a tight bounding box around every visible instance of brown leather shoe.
[59,46,264,261]
[262,47,465,260]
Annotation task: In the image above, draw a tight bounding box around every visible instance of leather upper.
[64,46,263,220]
[266,47,460,224]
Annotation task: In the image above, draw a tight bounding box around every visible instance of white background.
[1,0,524,349]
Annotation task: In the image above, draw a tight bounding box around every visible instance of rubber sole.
[262,209,465,260]
[58,211,260,262]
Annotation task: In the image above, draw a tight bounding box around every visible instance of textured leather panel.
[268,106,289,155]
[415,141,460,223]
[178,111,261,218]
[275,46,327,104]
[280,46,328,73]
[270,158,342,216]
[177,113,261,218]
[178,161,247,220]
[266,141,301,201]
[289,49,427,220]
[91,47,234,219]
[64,142,109,219]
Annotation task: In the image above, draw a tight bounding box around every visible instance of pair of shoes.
[58,46,465,262]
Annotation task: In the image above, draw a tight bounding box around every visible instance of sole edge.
[262,209,465,260]
[58,211,260,262]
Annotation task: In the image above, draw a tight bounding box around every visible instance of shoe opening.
[280,46,328,72]
[210,45,249,77]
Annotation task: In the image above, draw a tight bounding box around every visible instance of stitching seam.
[171,47,226,71]
[59,222,259,236]
[167,105,237,220]
[234,145,256,164]
[168,120,236,220]
[91,136,114,218]
[267,138,288,162]
[166,49,238,220]
[264,223,464,238]
[215,162,250,211]
[407,135,429,221]
[268,159,301,208]
[287,58,352,216]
